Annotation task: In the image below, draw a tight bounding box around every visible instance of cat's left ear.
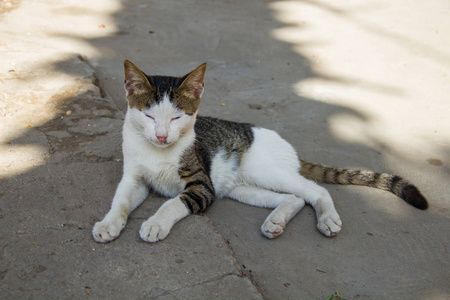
[178,63,207,99]
[123,60,153,96]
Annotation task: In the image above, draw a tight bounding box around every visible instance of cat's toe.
[317,213,342,237]
[140,220,170,243]
[92,221,121,243]
[261,219,286,239]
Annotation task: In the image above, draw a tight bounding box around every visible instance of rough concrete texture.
[0,0,449,299]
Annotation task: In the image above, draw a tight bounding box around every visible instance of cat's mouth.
[151,138,173,148]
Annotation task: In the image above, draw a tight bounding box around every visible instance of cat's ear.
[123,60,153,96]
[178,63,207,99]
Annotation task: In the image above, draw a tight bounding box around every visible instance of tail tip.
[403,185,428,210]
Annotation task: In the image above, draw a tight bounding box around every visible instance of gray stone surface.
[1,0,449,299]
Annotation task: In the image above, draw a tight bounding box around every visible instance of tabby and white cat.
[92,61,428,243]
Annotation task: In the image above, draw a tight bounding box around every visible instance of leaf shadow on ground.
[1,0,449,299]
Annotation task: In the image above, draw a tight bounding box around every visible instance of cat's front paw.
[139,218,171,243]
[261,216,286,239]
[92,219,125,243]
[317,212,342,237]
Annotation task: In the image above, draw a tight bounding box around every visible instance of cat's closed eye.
[145,114,155,120]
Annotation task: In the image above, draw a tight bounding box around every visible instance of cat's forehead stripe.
[147,93,180,115]
[148,75,181,103]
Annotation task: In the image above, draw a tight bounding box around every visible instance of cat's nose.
[156,135,167,143]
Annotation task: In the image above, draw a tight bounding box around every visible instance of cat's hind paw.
[261,218,286,239]
[317,212,342,237]
[92,220,124,243]
[140,218,170,243]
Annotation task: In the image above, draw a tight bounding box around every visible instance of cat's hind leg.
[242,169,342,237]
[287,176,342,237]
[240,127,342,237]
[228,186,305,238]
[250,173,342,237]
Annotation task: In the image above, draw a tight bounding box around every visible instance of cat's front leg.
[93,176,149,243]
[140,197,190,242]
[140,168,215,242]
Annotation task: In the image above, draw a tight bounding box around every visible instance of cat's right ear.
[123,60,152,96]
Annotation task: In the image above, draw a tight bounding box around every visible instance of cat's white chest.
[122,120,194,198]
[142,159,184,197]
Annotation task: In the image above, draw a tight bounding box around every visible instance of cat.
[92,61,428,243]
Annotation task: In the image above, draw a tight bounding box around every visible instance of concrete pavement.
[1,0,449,299]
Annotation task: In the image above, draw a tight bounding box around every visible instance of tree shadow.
[1,0,449,299]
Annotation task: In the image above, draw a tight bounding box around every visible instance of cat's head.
[123,60,206,148]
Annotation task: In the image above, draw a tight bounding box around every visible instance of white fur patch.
[127,94,196,148]
[239,127,300,187]
[92,99,197,243]
[122,102,196,198]
[210,149,239,198]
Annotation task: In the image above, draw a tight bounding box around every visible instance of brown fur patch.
[123,61,207,113]
[174,64,207,115]
[123,60,154,110]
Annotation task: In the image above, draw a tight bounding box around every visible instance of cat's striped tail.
[299,159,428,210]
